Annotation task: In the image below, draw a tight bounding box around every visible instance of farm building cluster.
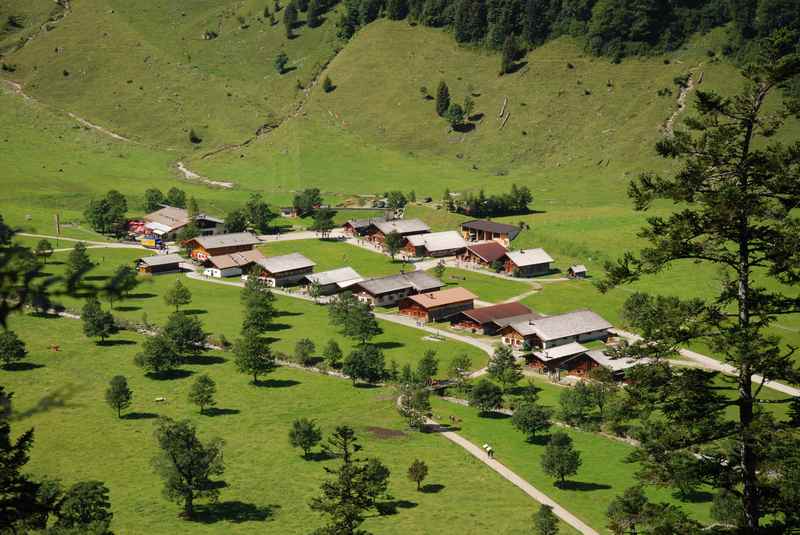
[131,207,625,380]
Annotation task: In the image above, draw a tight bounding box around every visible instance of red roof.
[460,302,532,325]
[403,287,476,309]
[465,241,508,263]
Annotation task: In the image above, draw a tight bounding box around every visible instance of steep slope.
[191,20,731,200]
[4,0,340,148]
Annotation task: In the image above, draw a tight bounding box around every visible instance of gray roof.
[374,219,430,235]
[569,264,587,273]
[493,312,542,328]
[533,342,588,362]
[406,231,467,252]
[138,254,184,267]
[305,267,363,287]
[461,219,521,240]
[347,217,386,230]
[586,349,638,372]
[193,232,261,250]
[257,253,315,274]
[510,309,612,341]
[356,271,442,296]
[505,248,554,267]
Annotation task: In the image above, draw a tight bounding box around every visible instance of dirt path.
[175,161,234,189]
[664,68,701,135]
[426,416,599,535]
[4,0,72,56]
[17,232,144,249]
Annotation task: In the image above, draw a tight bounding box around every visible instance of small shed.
[568,265,588,279]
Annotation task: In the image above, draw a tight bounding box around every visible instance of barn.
[203,250,266,278]
[304,267,364,295]
[504,248,554,277]
[450,302,535,335]
[460,220,521,248]
[256,253,316,287]
[354,271,443,307]
[187,232,262,262]
[344,217,386,237]
[405,231,467,257]
[458,241,508,268]
[399,287,476,322]
[500,310,612,350]
[142,206,224,242]
[136,254,185,274]
[366,219,430,247]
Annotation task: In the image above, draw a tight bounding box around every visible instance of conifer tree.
[435,80,450,117]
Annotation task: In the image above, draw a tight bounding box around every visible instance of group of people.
[482,443,494,458]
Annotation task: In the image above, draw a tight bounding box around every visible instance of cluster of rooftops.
[134,207,622,378]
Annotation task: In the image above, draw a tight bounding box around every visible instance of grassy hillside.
[5,0,340,148]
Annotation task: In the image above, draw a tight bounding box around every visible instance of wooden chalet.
[366,219,430,246]
[504,248,554,277]
[399,287,476,323]
[500,309,612,350]
[187,232,262,261]
[460,220,521,248]
[526,342,591,376]
[450,302,536,335]
[256,253,315,287]
[568,264,588,279]
[343,217,386,237]
[353,271,443,307]
[458,241,508,268]
[405,231,467,257]
[136,254,185,274]
[303,267,363,295]
[203,250,266,278]
[142,206,224,241]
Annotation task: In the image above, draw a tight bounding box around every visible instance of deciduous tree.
[81,298,118,344]
[384,231,404,260]
[533,504,559,535]
[224,209,248,233]
[233,335,275,384]
[65,242,94,290]
[152,418,224,519]
[34,239,53,265]
[134,334,181,375]
[105,375,132,418]
[447,353,472,390]
[407,459,428,490]
[322,339,343,368]
[541,431,581,486]
[342,343,385,385]
[164,279,192,311]
[398,384,431,430]
[246,193,276,234]
[469,378,503,414]
[415,349,438,385]
[487,344,522,391]
[163,311,205,357]
[144,188,165,212]
[188,374,217,414]
[511,401,552,442]
[289,417,322,458]
[54,481,113,533]
[294,337,316,366]
[166,187,186,208]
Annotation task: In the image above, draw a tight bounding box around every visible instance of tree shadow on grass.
[3,362,45,371]
[558,481,612,492]
[255,378,300,388]
[128,292,158,299]
[504,60,528,74]
[275,310,303,318]
[191,501,280,524]
[375,499,417,516]
[183,308,208,316]
[420,484,445,494]
[306,450,336,462]
[353,382,380,389]
[375,341,403,350]
[204,407,240,417]
[113,306,141,312]
[480,411,511,420]
[84,275,110,282]
[11,383,82,420]
[123,411,159,420]
[264,323,291,332]
[184,355,227,365]
[146,369,194,381]
[675,490,713,503]
[98,339,137,347]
